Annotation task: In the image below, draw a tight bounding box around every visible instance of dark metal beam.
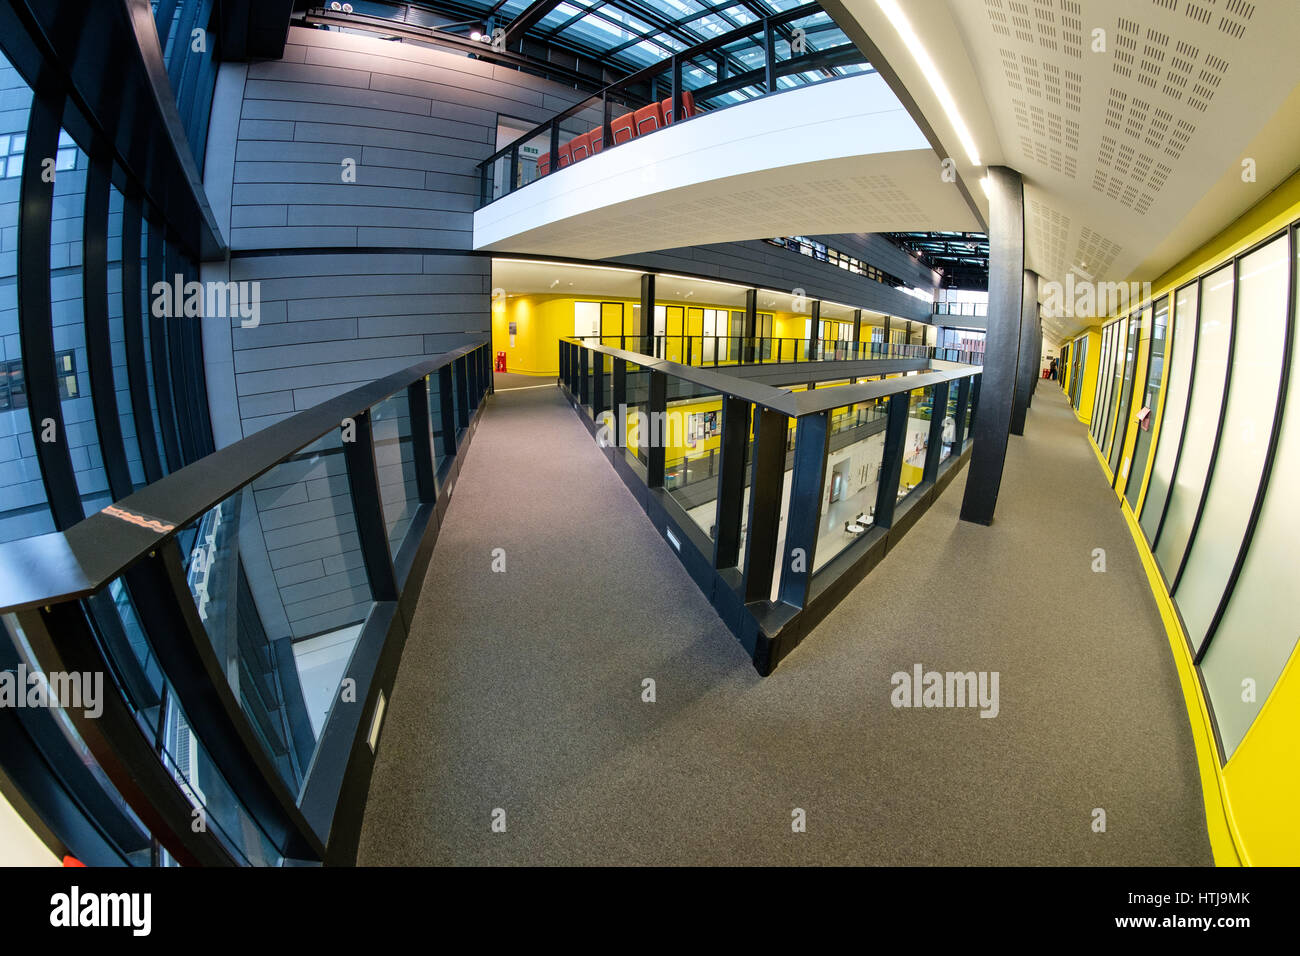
[505,0,566,45]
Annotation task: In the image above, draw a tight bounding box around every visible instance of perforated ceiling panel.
[945,0,1294,336]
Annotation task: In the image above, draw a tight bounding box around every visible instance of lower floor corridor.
[356,381,1212,865]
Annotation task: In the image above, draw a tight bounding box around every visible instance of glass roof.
[395,1,863,98]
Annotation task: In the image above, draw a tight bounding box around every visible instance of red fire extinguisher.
[495,351,507,372]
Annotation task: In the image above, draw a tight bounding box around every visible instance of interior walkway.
[356,381,1212,865]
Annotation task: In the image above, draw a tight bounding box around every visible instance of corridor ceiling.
[828,0,1300,344]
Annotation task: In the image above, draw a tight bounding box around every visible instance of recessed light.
[876,0,981,167]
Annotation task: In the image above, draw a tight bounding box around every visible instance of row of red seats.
[537,91,696,176]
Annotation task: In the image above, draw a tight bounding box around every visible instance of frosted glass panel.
[1153,265,1233,580]
[1109,309,1145,474]
[1141,284,1197,540]
[1102,317,1129,460]
[1174,237,1290,649]
[1090,325,1112,439]
[1202,231,1300,758]
[1126,297,1169,508]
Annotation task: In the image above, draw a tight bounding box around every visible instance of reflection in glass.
[184,429,373,795]
[372,391,422,559]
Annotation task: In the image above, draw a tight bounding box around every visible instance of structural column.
[640,273,656,357]
[1010,270,1039,435]
[960,165,1025,526]
[743,288,758,364]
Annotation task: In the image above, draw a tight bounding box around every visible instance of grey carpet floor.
[356,381,1212,865]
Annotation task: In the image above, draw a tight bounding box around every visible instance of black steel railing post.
[408,377,437,503]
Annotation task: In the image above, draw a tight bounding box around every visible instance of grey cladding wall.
[228,26,585,252]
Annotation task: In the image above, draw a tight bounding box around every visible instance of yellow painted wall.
[1087,168,1300,867]
[492,294,759,375]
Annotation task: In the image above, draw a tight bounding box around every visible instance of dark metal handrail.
[0,339,488,612]
[563,336,981,419]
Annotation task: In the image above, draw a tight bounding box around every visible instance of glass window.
[1201,230,1300,759]
[1173,235,1290,650]
[1153,264,1234,580]
[106,185,146,488]
[0,53,55,543]
[50,134,111,514]
[1140,283,1198,541]
[1125,296,1168,508]
[1108,308,1145,474]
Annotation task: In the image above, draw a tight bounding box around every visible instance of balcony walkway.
[356,381,1211,865]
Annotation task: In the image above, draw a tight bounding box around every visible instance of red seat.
[569,131,592,162]
[659,90,697,124]
[610,112,635,145]
[537,152,550,176]
[589,126,603,154]
[633,102,663,136]
[557,141,573,168]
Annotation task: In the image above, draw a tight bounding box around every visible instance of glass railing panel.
[424,373,446,484]
[180,429,374,797]
[814,398,888,574]
[897,386,934,507]
[621,361,649,481]
[371,391,421,560]
[662,374,723,538]
[157,690,284,866]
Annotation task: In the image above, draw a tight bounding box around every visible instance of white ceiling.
[474,72,980,258]
[832,0,1300,345]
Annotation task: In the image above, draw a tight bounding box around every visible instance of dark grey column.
[960,165,1025,526]
[712,396,750,570]
[646,370,666,487]
[640,273,656,356]
[874,392,909,527]
[809,300,821,359]
[853,309,862,359]
[1010,271,1039,434]
[923,381,949,483]
[743,288,758,363]
[776,410,829,608]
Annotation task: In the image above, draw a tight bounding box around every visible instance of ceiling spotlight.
[470,30,482,41]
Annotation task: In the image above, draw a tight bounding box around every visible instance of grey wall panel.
[223,25,587,257]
